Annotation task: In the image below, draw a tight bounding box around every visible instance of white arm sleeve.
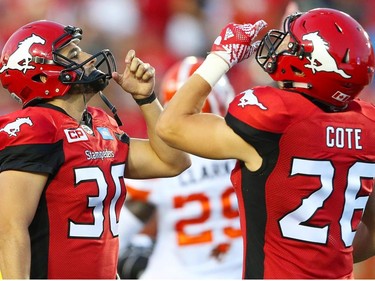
[118,206,145,259]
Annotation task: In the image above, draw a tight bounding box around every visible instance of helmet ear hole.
[291,65,305,77]
[31,74,46,83]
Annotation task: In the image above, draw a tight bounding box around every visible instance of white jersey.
[124,155,243,279]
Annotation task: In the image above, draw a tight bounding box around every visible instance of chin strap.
[80,93,93,128]
[99,91,123,126]
[277,81,312,89]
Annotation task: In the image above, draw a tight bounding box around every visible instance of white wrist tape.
[194,53,230,88]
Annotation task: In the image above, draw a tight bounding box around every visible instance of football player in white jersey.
[118,56,243,279]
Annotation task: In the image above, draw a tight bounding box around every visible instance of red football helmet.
[0,20,116,107]
[160,56,235,116]
[256,8,375,109]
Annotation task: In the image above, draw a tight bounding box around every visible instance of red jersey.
[225,86,375,279]
[0,104,129,279]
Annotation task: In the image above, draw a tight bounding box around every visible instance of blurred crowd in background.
[0,0,374,278]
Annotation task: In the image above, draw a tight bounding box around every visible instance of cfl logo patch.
[64,128,88,143]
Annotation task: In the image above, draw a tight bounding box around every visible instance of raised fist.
[211,20,267,68]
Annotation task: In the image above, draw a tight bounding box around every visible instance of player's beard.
[67,70,109,97]
[85,69,110,93]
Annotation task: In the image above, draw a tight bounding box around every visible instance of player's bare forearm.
[156,74,211,148]
[0,171,46,278]
[138,98,191,176]
[0,226,31,278]
[125,98,190,179]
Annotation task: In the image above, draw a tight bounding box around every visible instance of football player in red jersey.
[157,8,375,279]
[0,20,190,279]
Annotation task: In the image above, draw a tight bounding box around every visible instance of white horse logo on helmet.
[0,34,46,74]
[302,32,351,78]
